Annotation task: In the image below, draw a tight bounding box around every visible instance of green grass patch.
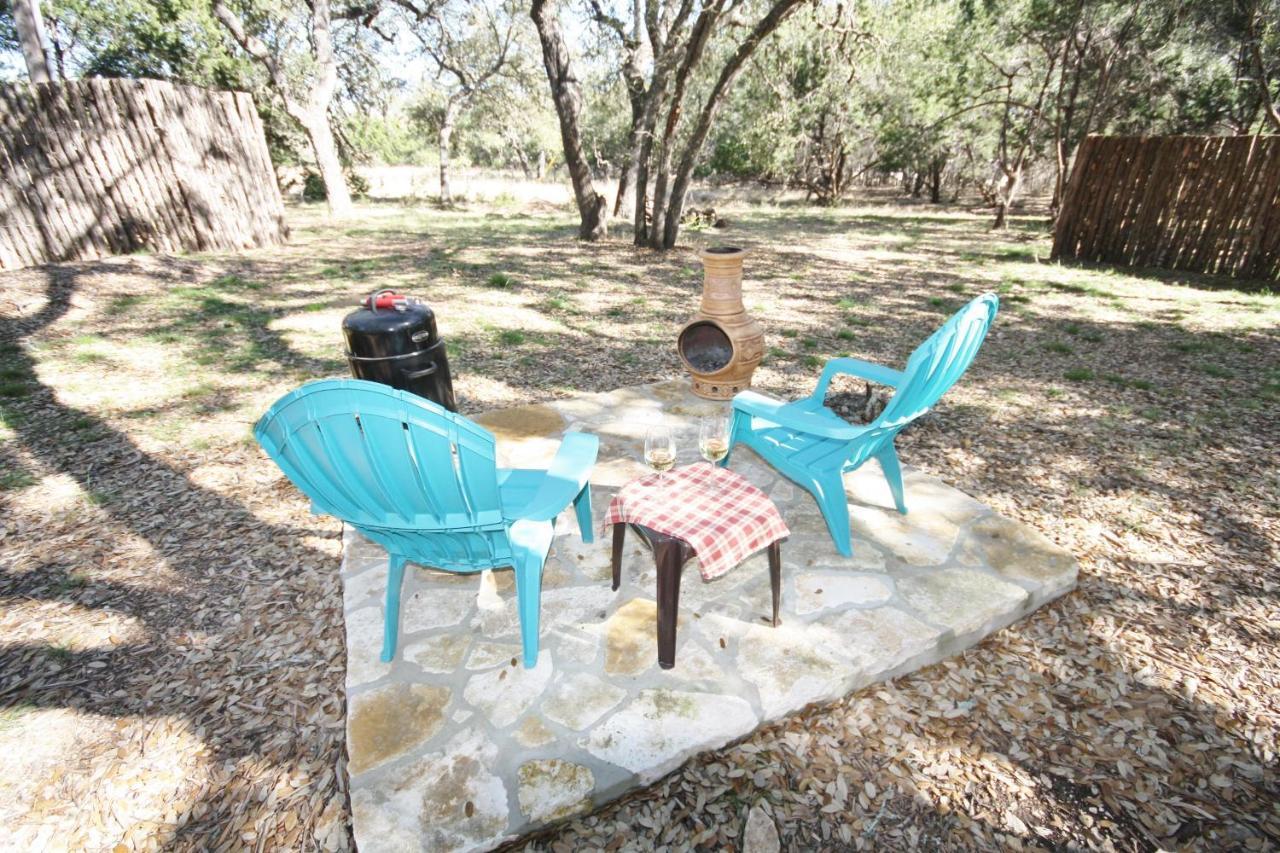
[1043,341,1074,355]
[0,468,38,490]
[994,246,1036,261]
[487,272,516,289]
[55,572,89,594]
[1199,363,1233,379]
[0,380,31,398]
[1046,281,1090,295]
[836,330,855,341]
[801,338,818,350]
[106,294,147,315]
[802,355,822,369]
[498,329,526,346]
[1064,368,1095,382]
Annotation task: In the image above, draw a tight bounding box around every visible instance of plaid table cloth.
[603,462,790,581]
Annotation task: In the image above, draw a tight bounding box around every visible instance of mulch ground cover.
[1,196,1275,851]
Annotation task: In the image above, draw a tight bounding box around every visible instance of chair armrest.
[514,431,599,522]
[731,389,790,421]
[814,358,905,399]
[733,390,864,441]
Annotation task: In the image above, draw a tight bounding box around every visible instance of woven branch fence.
[0,78,287,271]
[1052,135,1280,280]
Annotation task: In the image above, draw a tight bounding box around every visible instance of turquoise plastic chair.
[724,293,998,556]
[254,378,598,668]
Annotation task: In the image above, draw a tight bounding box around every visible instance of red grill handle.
[364,289,408,312]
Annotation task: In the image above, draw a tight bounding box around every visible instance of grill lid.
[342,290,440,359]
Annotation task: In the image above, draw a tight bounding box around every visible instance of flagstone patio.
[340,381,1078,852]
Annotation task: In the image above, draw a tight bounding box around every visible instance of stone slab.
[341,380,1078,851]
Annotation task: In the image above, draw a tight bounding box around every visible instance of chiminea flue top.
[677,247,764,399]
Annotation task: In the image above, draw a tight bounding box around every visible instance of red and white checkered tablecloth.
[603,462,790,581]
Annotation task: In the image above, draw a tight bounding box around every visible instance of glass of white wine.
[699,414,730,464]
[644,424,677,483]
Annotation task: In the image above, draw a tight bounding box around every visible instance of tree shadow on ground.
[0,262,352,847]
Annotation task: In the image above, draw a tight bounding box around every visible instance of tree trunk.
[530,0,606,240]
[439,98,461,204]
[657,0,807,250]
[212,0,350,216]
[992,169,1020,230]
[299,111,353,217]
[928,158,943,204]
[12,0,53,83]
[1248,25,1280,132]
[613,87,644,218]
[506,132,533,178]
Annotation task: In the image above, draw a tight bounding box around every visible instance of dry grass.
[1,191,1276,851]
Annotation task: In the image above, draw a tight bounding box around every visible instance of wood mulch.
[1,198,1276,851]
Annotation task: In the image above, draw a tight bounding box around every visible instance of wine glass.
[644,424,677,482]
[699,414,730,465]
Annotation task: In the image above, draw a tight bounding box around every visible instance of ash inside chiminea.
[678,321,733,373]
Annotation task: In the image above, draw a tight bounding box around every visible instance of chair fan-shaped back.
[877,293,999,430]
[254,380,503,533]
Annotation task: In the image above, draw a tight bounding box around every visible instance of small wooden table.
[611,523,782,669]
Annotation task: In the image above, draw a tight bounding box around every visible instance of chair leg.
[610,523,625,592]
[768,540,782,627]
[573,484,594,544]
[380,555,407,662]
[876,444,908,515]
[810,471,854,558]
[513,556,543,669]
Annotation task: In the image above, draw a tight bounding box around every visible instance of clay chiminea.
[677,246,764,400]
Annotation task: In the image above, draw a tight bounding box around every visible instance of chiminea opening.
[678,321,733,374]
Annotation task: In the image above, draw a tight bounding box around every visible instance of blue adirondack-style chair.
[254,378,598,668]
[724,293,999,556]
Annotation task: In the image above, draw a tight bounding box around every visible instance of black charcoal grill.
[342,289,457,411]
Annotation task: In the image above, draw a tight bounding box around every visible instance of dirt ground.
[0,191,1276,851]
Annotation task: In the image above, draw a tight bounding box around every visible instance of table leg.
[610,524,625,592]
[768,540,782,627]
[654,539,685,669]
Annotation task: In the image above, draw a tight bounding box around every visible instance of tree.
[391,0,521,202]
[10,0,51,81]
[213,0,353,215]
[583,0,648,216]
[534,0,809,249]
[636,0,811,249]
[530,0,608,239]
